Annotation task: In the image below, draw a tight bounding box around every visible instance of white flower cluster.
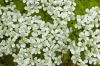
[0,0,76,66]
[71,6,100,65]
[23,0,76,20]
[2,0,100,66]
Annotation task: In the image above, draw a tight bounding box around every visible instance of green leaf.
[74,0,85,15]
[88,1,98,8]
[14,1,25,13]
[95,0,100,7]
[66,51,71,60]
[0,0,5,6]
[63,50,71,60]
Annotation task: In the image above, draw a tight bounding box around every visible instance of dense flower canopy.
[0,0,100,66]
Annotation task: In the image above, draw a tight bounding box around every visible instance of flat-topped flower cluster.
[73,6,100,66]
[0,0,75,66]
[0,0,100,66]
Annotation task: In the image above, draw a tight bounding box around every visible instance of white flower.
[23,58,30,65]
[60,12,68,18]
[12,44,15,48]
[22,0,27,3]
[78,41,82,46]
[5,0,8,3]
[79,32,89,40]
[71,53,81,63]
[77,59,88,66]
[0,9,2,15]
[85,8,89,13]
[18,16,24,22]
[21,44,26,48]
